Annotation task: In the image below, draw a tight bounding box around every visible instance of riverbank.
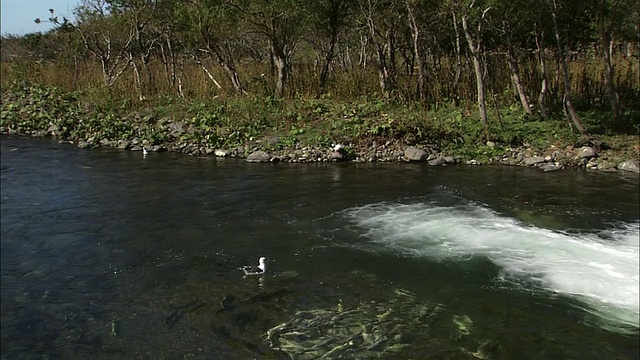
[1,82,638,173]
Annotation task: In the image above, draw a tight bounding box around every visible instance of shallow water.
[1,136,638,359]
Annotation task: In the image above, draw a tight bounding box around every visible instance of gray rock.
[246,150,271,163]
[428,155,446,166]
[486,141,495,148]
[444,156,456,164]
[331,151,345,161]
[168,122,185,138]
[150,145,165,152]
[47,124,58,134]
[618,159,639,173]
[540,164,563,172]
[551,150,566,160]
[523,156,545,166]
[598,161,618,172]
[118,140,131,149]
[214,149,230,157]
[577,146,596,159]
[404,147,428,161]
[77,140,91,149]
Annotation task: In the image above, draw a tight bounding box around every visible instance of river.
[1,136,638,359]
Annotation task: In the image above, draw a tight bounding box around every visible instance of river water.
[1,136,638,359]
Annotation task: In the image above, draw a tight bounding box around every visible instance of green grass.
[2,82,637,163]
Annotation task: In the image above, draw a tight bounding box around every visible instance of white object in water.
[240,257,266,276]
[143,147,149,156]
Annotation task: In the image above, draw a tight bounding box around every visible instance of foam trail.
[342,202,639,333]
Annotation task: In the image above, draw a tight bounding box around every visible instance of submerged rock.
[264,288,447,359]
[540,164,563,172]
[428,155,446,166]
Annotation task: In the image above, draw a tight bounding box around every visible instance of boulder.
[246,150,271,163]
[117,140,131,149]
[577,146,596,159]
[618,159,639,173]
[168,122,185,138]
[443,156,456,164]
[214,149,230,157]
[540,164,563,172]
[523,156,545,166]
[551,150,566,160]
[404,147,428,162]
[428,155,446,166]
[77,140,91,149]
[598,161,618,172]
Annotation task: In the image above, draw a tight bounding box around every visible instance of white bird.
[240,257,266,276]
[143,147,149,156]
[332,144,343,152]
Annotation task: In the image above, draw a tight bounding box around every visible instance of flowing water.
[1,136,638,359]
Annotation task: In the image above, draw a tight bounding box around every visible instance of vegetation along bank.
[0,0,638,173]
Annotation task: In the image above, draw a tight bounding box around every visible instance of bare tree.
[547,0,588,135]
[74,0,135,87]
[458,0,490,133]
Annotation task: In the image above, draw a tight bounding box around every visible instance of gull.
[240,257,266,276]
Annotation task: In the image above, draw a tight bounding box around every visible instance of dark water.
[1,136,638,359]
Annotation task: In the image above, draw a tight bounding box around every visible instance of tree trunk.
[213,45,245,94]
[405,0,426,101]
[318,30,338,95]
[272,47,287,97]
[535,34,549,118]
[461,12,488,132]
[195,59,223,89]
[506,46,532,115]
[368,21,390,97]
[548,0,587,135]
[451,11,462,106]
[598,3,623,122]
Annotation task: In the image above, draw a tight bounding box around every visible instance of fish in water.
[239,257,266,276]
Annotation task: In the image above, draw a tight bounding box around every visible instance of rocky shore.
[2,125,638,174]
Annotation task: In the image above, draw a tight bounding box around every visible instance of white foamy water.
[342,202,640,333]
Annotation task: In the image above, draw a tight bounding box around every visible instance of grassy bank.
[1,82,638,167]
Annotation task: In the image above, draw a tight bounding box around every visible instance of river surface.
[1,136,638,359]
